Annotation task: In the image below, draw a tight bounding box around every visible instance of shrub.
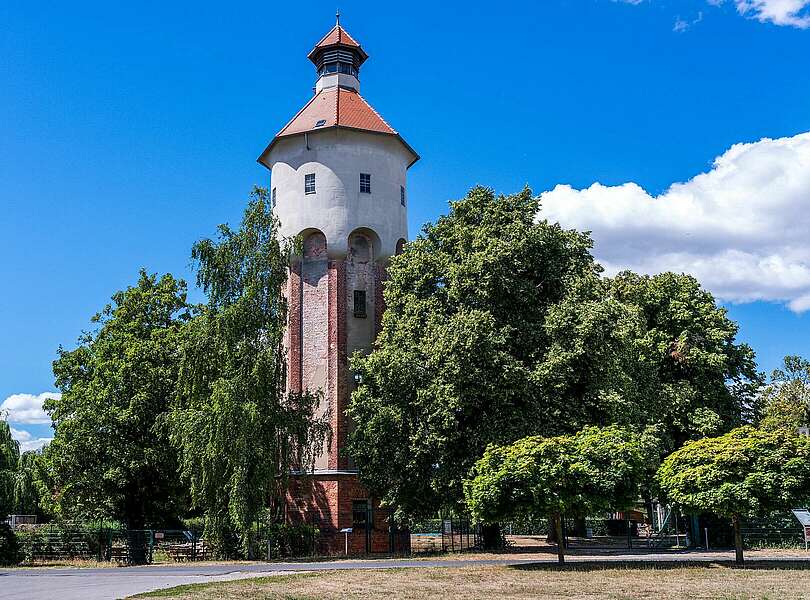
[0,524,21,566]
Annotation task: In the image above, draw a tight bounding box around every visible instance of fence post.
[627,517,632,549]
[148,530,154,564]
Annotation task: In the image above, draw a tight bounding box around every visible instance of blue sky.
[2,0,810,448]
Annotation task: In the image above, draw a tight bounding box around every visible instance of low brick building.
[257,16,418,554]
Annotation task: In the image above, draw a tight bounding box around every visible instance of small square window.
[360,173,371,194]
[353,290,367,318]
[352,500,372,529]
[271,187,277,208]
[305,173,316,195]
[400,185,406,207]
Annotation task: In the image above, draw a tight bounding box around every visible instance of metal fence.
[502,508,810,552]
[285,506,411,557]
[13,526,210,565]
[408,516,481,554]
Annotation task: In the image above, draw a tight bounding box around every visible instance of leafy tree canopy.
[13,451,42,516]
[465,426,651,563]
[164,187,329,554]
[43,270,190,528]
[758,355,810,432]
[0,421,20,518]
[607,271,762,448]
[657,425,810,564]
[348,187,639,519]
[43,271,188,529]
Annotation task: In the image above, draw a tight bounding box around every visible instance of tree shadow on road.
[510,559,810,572]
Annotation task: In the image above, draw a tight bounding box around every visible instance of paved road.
[2,551,809,600]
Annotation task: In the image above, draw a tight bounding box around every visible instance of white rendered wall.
[266,128,411,259]
[315,73,360,92]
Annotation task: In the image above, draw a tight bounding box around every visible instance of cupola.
[308,13,368,93]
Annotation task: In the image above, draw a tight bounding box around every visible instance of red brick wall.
[373,263,386,338]
[302,232,330,469]
[286,230,397,555]
[287,474,396,555]
[328,259,347,470]
[287,260,302,394]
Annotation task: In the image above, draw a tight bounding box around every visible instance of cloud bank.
[730,0,810,28]
[539,131,810,312]
[1,392,58,424]
[10,427,52,453]
[617,0,810,28]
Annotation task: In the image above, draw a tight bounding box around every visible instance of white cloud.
[539,131,810,312]
[8,427,51,453]
[19,437,52,452]
[733,0,810,28]
[674,11,704,31]
[618,0,810,28]
[0,392,58,424]
[10,427,31,442]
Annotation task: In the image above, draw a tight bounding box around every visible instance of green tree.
[465,426,649,564]
[0,421,20,518]
[758,355,810,432]
[607,272,761,447]
[13,451,41,516]
[657,426,810,566]
[164,187,329,555]
[43,271,190,535]
[348,187,635,525]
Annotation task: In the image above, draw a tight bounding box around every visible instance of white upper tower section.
[257,17,419,260]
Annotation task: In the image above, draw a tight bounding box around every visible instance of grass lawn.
[133,562,810,599]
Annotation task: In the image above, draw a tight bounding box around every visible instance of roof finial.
[336,9,340,26]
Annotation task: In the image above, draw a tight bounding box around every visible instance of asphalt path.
[2,551,809,600]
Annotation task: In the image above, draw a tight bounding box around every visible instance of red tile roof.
[276,87,396,137]
[307,24,368,64]
[259,87,418,167]
[313,24,361,50]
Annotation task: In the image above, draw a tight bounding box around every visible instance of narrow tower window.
[360,173,371,194]
[352,499,372,529]
[400,185,406,207]
[271,187,277,208]
[305,173,316,194]
[353,290,367,318]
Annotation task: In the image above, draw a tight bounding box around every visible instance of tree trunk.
[126,514,149,566]
[546,524,558,544]
[481,522,502,551]
[126,529,150,565]
[553,513,565,565]
[732,514,744,567]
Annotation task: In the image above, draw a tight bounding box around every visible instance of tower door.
[352,499,372,553]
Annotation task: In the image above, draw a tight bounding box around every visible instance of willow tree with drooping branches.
[165,187,330,555]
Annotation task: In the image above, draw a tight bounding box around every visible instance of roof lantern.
[308,12,368,91]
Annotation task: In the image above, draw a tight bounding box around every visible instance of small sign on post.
[790,509,810,550]
[340,528,353,556]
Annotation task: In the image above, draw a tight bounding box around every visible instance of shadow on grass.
[510,559,810,572]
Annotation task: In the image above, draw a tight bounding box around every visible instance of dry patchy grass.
[134,563,810,600]
[15,558,120,569]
